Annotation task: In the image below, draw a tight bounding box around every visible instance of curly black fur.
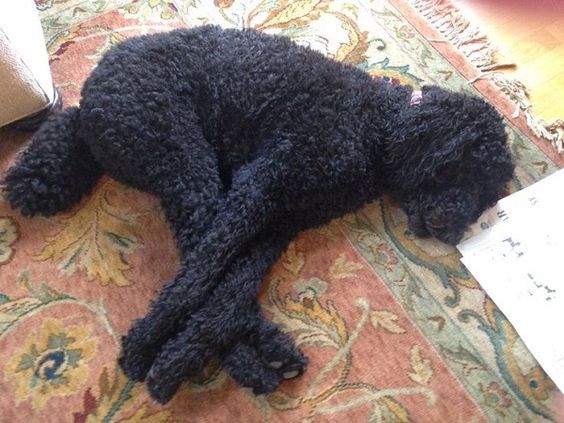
[4,25,514,404]
[5,107,102,216]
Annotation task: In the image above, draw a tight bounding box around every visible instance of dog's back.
[79,26,399,168]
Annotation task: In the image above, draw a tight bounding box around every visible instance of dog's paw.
[133,297,308,403]
[119,323,161,382]
[222,317,307,395]
[249,322,308,382]
[222,342,283,395]
[145,324,213,404]
[146,365,187,405]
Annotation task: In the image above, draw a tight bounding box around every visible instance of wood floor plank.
[456,1,564,121]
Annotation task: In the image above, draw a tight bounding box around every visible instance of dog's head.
[384,86,515,245]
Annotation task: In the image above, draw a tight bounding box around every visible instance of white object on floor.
[0,0,54,127]
[457,168,564,392]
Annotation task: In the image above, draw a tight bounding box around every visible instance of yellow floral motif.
[7,318,97,408]
[34,181,143,287]
[524,367,555,402]
[408,345,433,386]
[330,11,369,65]
[122,0,178,22]
[263,280,434,420]
[312,221,340,240]
[493,313,555,415]
[254,0,330,30]
[370,309,406,334]
[280,241,305,276]
[267,279,348,348]
[0,217,18,265]
[329,253,363,280]
[449,273,479,289]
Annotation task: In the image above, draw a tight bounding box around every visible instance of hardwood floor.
[455,0,564,121]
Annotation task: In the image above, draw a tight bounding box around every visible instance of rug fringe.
[407,0,564,154]
[489,73,564,153]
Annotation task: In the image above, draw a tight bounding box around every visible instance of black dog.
[5,25,514,403]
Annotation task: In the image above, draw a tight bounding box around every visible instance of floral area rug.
[0,0,562,421]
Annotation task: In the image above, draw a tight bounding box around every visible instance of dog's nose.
[437,229,464,246]
[423,218,464,245]
[407,213,430,238]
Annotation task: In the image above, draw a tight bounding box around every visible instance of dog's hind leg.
[120,149,296,381]
[144,228,306,403]
[106,122,305,386]
[89,111,227,381]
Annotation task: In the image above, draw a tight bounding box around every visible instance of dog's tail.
[4,106,103,217]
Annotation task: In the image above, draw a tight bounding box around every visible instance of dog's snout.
[407,211,430,238]
[436,229,464,246]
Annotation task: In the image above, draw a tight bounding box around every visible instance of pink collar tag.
[410,90,422,106]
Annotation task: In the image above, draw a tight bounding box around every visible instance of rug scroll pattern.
[0,0,560,421]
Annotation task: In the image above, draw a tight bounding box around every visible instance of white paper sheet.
[457,168,564,392]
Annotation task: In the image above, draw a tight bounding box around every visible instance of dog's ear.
[384,87,509,192]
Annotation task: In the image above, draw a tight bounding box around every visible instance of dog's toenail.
[283,370,299,379]
[270,361,283,369]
